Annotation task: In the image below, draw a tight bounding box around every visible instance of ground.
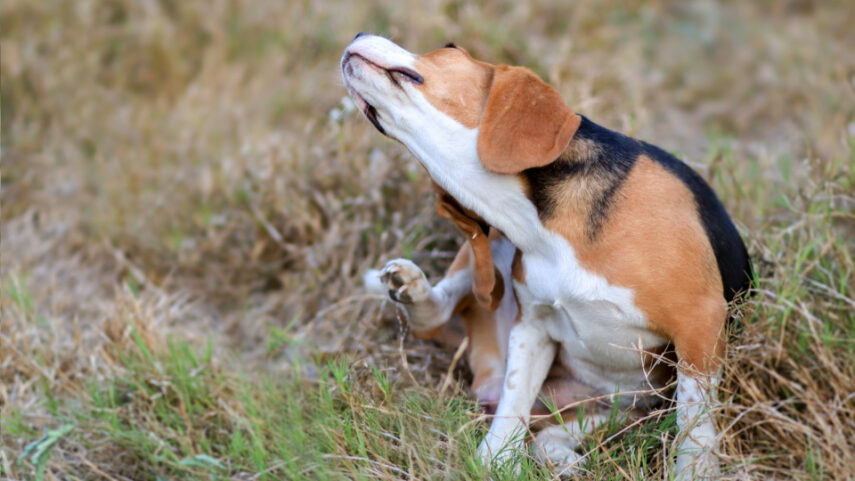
[1,1,854,480]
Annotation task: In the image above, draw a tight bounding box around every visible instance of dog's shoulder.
[521,116,751,303]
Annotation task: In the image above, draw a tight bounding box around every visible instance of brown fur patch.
[544,155,726,373]
[476,66,581,175]
[411,325,446,341]
[414,49,580,175]
[462,302,504,391]
[446,236,474,275]
[413,48,493,129]
[512,248,525,284]
[563,137,604,162]
[434,184,503,311]
[520,129,636,240]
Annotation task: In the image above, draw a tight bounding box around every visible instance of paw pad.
[376,259,431,305]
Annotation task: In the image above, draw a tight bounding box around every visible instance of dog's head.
[341,34,581,176]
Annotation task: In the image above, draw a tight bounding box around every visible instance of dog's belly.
[516,253,668,395]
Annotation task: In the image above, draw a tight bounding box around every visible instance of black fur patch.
[641,142,753,301]
[523,116,638,241]
[522,116,752,302]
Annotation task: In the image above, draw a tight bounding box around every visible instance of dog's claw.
[381,270,405,290]
[377,259,431,305]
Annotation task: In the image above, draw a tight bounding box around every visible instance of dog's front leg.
[478,321,556,469]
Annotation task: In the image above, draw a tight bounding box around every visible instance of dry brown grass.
[2,1,854,479]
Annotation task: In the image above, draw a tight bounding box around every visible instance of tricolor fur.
[346,34,751,479]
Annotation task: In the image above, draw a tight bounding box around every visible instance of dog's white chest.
[515,252,666,375]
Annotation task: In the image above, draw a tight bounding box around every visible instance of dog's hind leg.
[461,303,507,412]
[668,297,727,481]
[365,240,517,410]
[364,245,475,336]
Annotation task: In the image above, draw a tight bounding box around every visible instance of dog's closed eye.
[388,67,424,85]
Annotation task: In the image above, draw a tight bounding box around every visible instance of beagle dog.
[345,34,751,479]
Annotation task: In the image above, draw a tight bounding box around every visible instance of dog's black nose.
[354,32,367,40]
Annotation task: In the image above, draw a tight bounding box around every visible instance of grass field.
[2,1,854,479]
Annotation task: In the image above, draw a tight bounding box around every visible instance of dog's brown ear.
[434,190,503,312]
[477,66,581,174]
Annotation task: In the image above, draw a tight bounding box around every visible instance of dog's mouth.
[358,94,386,136]
[342,63,386,135]
[344,85,385,136]
[342,51,422,137]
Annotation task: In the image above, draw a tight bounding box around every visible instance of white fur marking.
[374,258,471,332]
[478,322,556,467]
[533,414,608,475]
[674,371,720,480]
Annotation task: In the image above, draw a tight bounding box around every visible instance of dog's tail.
[363,269,387,296]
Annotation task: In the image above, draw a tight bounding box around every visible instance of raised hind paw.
[377,259,432,305]
[364,257,465,334]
